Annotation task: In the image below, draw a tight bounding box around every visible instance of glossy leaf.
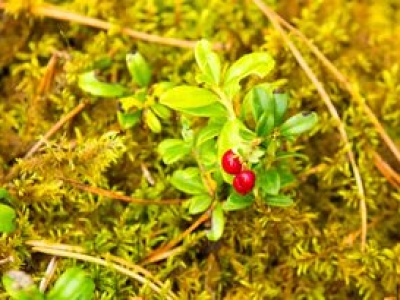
[188,193,212,214]
[158,139,191,164]
[224,53,275,98]
[126,52,152,87]
[78,71,128,98]
[144,109,161,133]
[170,168,207,194]
[206,202,224,241]
[198,139,218,169]
[194,39,221,85]
[47,267,95,300]
[273,90,289,125]
[258,169,280,195]
[280,112,318,137]
[223,192,254,211]
[196,122,223,146]
[263,194,294,207]
[151,103,171,120]
[256,112,275,137]
[160,86,219,110]
[0,204,16,233]
[178,102,227,118]
[249,86,275,122]
[117,111,141,130]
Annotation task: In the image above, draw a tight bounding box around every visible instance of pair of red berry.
[221,150,255,195]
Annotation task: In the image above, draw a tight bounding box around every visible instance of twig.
[142,204,214,264]
[24,100,89,159]
[61,177,183,205]
[373,151,400,188]
[29,246,178,300]
[39,257,58,292]
[252,0,367,252]
[0,1,226,50]
[274,9,400,167]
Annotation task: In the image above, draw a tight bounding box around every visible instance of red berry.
[233,170,256,195]
[221,150,242,175]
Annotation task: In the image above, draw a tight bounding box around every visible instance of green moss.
[1,0,399,299]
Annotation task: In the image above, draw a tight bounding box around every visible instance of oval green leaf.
[160,86,219,110]
[144,109,162,133]
[158,139,191,164]
[126,52,152,87]
[280,112,318,137]
[223,192,254,211]
[258,169,280,196]
[170,168,207,194]
[206,202,224,241]
[194,39,221,85]
[263,194,294,207]
[0,204,16,233]
[78,71,128,98]
[188,194,212,215]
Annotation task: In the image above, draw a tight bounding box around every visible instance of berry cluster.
[221,150,255,195]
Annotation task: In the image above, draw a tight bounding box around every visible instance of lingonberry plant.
[76,39,317,241]
[157,40,318,240]
[78,52,172,132]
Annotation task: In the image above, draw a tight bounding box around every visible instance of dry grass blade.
[252,0,367,252]
[142,204,213,264]
[373,152,400,189]
[61,177,184,205]
[0,1,225,50]
[29,246,178,300]
[273,7,400,167]
[24,100,89,159]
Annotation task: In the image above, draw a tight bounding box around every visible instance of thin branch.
[61,177,184,205]
[273,9,400,167]
[0,1,226,50]
[373,151,400,188]
[252,0,367,252]
[142,204,213,264]
[29,245,178,300]
[24,100,89,159]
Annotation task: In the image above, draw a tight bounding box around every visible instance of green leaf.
[223,192,254,211]
[198,139,218,169]
[0,187,11,199]
[273,90,289,126]
[160,86,219,110]
[151,103,171,120]
[126,53,152,87]
[280,112,318,137]
[194,39,221,86]
[256,112,275,137]
[196,122,223,146]
[78,71,128,98]
[158,139,191,164]
[178,102,227,118]
[144,109,161,133]
[47,268,95,300]
[206,202,224,241]
[0,204,16,233]
[117,111,141,130]
[170,168,207,194]
[223,53,275,98]
[188,194,212,214]
[248,86,275,122]
[258,169,280,195]
[264,194,293,207]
